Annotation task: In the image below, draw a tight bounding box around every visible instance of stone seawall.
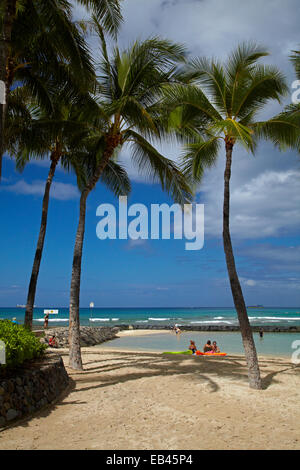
[42,326,123,348]
[118,324,300,333]
[0,352,69,428]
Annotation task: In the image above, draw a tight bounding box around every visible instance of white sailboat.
[89,302,94,323]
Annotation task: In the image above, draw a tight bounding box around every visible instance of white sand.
[0,342,300,450]
[116,329,170,337]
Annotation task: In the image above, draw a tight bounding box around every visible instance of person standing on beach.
[44,313,49,329]
[259,328,264,339]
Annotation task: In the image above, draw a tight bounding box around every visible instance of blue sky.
[0,0,300,307]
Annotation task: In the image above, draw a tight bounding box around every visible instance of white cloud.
[239,244,300,276]
[203,167,300,239]
[118,0,298,78]
[243,279,257,287]
[1,180,79,201]
[125,239,148,250]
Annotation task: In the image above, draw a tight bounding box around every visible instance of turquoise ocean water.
[97,330,299,357]
[1,306,300,328]
[0,306,300,357]
[1,306,300,357]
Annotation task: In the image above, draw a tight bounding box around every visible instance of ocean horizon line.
[2,305,300,309]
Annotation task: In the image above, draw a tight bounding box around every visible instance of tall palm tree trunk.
[24,155,58,329]
[68,142,117,370]
[0,0,17,181]
[69,189,89,370]
[223,142,262,389]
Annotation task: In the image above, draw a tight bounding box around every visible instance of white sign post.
[0,81,5,105]
[0,340,6,365]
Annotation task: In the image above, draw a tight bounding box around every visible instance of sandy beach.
[0,329,300,450]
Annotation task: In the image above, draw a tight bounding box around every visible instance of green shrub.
[0,320,47,371]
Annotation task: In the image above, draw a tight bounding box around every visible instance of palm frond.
[233,64,288,120]
[184,57,229,115]
[76,0,123,38]
[125,130,193,205]
[162,83,222,125]
[181,137,221,183]
[291,48,300,80]
[100,160,131,196]
[253,109,300,151]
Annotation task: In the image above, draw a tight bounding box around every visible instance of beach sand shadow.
[2,351,298,433]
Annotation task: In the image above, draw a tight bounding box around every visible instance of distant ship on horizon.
[16,304,36,308]
[247,305,264,309]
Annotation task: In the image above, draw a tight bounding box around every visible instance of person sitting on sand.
[212,341,220,353]
[203,340,213,352]
[48,335,58,348]
[189,340,197,355]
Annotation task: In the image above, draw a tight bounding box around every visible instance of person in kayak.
[203,340,213,352]
[189,340,197,355]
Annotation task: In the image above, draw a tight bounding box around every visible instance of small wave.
[263,320,280,323]
[89,318,110,322]
[190,320,233,325]
[111,318,119,321]
[135,320,149,323]
[214,316,224,320]
[34,318,69,322]
[148,317,170,321]
[250,316,300,321]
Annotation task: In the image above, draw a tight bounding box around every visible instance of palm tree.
[0,0,123,180]
[68,33,193,369]
[162,43,300,389]
[2,0,123,328]
[68,141,132,369]
[6,86,97,330]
